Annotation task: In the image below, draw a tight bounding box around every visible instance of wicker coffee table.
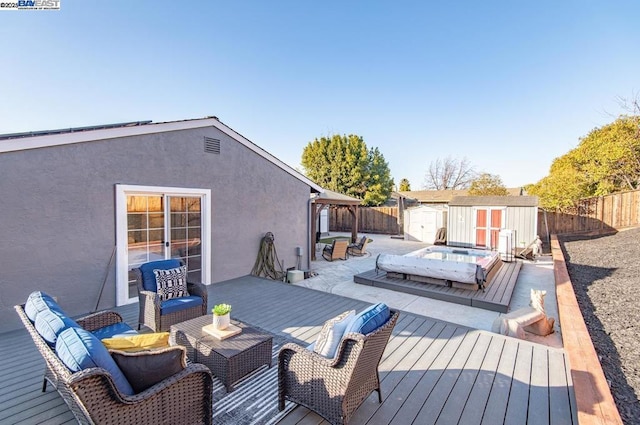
[170,315,273,391]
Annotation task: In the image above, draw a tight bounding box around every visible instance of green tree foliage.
[398,178,411,191]
[364,147,394,205]
[528,115,640,211]
[468,173,508,196]
[301,134,394,206]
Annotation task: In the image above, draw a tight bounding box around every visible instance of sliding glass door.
[116,185,211,305]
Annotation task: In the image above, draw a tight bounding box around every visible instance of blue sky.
[1,1,639,188]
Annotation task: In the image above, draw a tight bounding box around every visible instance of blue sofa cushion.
[56,327,134,396]
[160,295,202,315]
[25,291,62,322]
[139,259,182,292]
[34,309,79,346]
[346,303,390,335]
[91,322,138,340]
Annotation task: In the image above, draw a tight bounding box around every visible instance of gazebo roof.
[313,189,362,205]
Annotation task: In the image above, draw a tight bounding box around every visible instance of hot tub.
[376,246,500,286]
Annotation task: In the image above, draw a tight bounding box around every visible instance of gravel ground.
[561,229,640,424]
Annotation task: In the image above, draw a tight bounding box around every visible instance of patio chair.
[347,235,369,257]
[134,259,208,332]
[322,239,349,261]
[278,308,399,425]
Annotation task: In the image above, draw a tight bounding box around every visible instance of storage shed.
[447,196,539,250]
[403,205,446,243]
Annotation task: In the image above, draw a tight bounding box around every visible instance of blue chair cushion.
[91,322,138,340]
[160,295,202,315]
[56,327,134,396]
[139,259,182,292]
[34,309,79,346]
[25,291,62,322]
[346,303,390,335]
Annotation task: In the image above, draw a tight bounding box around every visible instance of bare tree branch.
[424,156,476,189]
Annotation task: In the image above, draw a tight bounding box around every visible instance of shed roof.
[0,116,324,193]
[449,195,538,207]
[399,188,524,203]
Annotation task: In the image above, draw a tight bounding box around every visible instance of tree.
[468,173,509,196]
[301,134,394,206]
[424,156,476,190]
[363,147,394,206]
[398,178,411,191]
[527,114,640,211]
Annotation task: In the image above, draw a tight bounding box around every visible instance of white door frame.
[115,184,212,306]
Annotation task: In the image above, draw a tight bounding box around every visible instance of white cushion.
[313,310,355,358]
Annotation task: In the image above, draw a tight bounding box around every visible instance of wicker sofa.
[15,294,213,425]
[278,307,399,425]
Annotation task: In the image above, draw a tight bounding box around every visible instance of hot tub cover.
[376,246,499,284]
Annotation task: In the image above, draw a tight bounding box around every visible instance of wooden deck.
[0,275,577,425]
[354,260,522,313]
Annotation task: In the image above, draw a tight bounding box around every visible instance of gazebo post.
[310,203,318,261]
[349,205,358,243]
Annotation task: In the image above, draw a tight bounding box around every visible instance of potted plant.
[212,303,231,330]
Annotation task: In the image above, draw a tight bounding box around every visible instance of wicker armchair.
[15,304,214,425]
[278,310,399,425]
[134,259,208,332]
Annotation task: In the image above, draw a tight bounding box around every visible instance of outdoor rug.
[211,335,296,425]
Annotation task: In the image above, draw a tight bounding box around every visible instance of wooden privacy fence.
[329,206,400,235]
[538,189,640,236]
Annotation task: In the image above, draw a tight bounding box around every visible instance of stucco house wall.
[0,119,316,332]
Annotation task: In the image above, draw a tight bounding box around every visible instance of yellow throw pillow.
[102,332,170,351]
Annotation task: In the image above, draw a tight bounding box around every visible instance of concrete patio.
[299,232,562,348]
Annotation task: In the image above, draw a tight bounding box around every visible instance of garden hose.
[251,232,285,281]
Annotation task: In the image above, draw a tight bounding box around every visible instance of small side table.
[170,315,273,391]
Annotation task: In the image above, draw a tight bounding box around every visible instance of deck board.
[0,274,576,425]
[354,261,522,313]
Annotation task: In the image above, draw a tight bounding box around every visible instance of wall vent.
[204,137,221,154]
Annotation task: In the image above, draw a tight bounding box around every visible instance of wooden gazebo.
[310,189,362,260]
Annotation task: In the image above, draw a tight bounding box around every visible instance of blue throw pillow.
[56,327,134,396]
[25,291,62,322]
[139,259,182,292]
[346,303,390,335]
[35,309,79,346]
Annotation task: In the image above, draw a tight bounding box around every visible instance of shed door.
[475,208,504,249]
[408,210,438,242]
[490,209,502,249]
[475,209,487,247]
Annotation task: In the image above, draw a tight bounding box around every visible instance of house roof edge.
[0,117,323,192]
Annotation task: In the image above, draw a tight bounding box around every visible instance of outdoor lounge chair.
[278,307,399,425]
[15,296,214,425]
[347,235,369,257]
[322,239,349,261]
[134,259,208,332]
